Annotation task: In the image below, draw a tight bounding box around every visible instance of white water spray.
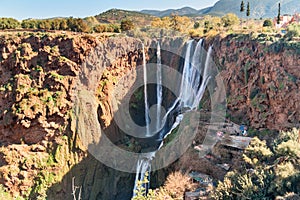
[142,44,150,137]
[156,42,162,132]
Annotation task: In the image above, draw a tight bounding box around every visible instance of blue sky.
[0,0,219,20]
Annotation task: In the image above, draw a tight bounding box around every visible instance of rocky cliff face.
[212,34,300,131]
[0,33,146,199]
[0,33,100,145]
[0,32,299,199]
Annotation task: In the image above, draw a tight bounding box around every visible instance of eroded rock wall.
[0,33,145,199]
[212,34,300,130]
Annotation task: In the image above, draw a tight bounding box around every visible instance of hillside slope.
[141,6,198,17]
[140,0,300,18]
[204,0,300,18]
[95,9,154,26]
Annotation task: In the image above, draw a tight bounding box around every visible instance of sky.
[0,0,219,20]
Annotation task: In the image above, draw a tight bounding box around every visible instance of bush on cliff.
[213,128,300,199]
[121,19,135,31]
[221,13,239,28]
[263,19,273,27]
[285,24,300,40]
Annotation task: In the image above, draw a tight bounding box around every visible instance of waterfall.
[192,45,212,109]
[132,155,153,195]
[133,45,153,197]
[191,39,203,102]
[143,44,150,137]
[156,42,162,132]
[180,40,193,107]
[133,39,213,197]
[159,39,209,148]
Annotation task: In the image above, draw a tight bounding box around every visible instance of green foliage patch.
[213,128,300,199]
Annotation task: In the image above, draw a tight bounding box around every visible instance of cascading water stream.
[180,40,193,107]
[192,45,212,109]
[133,44,154,197]
[143,44,151,137]
[132,155,153,195]
[159,39,208,148]
[133,39,213,197]
[156,42,163,132]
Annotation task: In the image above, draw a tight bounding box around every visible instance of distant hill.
[141,7,198,17]
[203,0,300,18]
[95,9,155,26]
[140,0,300,18]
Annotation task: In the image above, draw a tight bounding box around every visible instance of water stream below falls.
[133,39,212,197]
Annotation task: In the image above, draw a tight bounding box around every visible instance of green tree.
[75,18,90,32]
[66,17,90,32]
[94,24,106,33]
[0,18,20,29]
[21,19,38,29]
[151,17,171,29]
[121,19,134,31]
[59,19,68,30]
[246,2,250,17]
[170,14,191,32]
[194,21,200,29]
[285,24,300,39]
[109,24,121,33]
[202,16,222,33]
[240,1,245,12]
[38,20,51,30]
[263,19,273,27]
[51,19,61,30]
[277,3,281,24]
[221,13,239,27]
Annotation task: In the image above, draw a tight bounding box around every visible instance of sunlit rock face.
[211,34,300,130]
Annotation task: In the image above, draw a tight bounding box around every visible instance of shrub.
[121,20,134,31]
[263,19,273,27]
[285,24,300,40]
[189,29,203,38]
[108,23,121,33]
[203,17,222,33]
[163,171,197,198]
[94,24,107,33]
[170,14,192,32]
[132,171,196,200]
[221,13,239,27]
[151,17,171,29]
[21,19,38,29]
[194,21,200,29]
[0,18,20,29]
[213,128,300,199]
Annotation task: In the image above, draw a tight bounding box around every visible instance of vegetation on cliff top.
[214,128,300,199]
[1,6,300,42]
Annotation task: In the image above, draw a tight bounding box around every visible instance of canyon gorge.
[0,32,299,199]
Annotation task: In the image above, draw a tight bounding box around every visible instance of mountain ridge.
[139,0,300,18]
